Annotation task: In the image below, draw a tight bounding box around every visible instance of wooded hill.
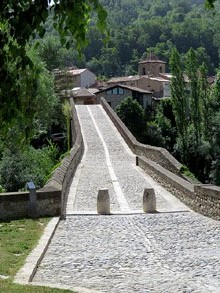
[39,0,220,77]
[83,0,220,76]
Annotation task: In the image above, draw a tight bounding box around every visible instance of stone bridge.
[15,101,220,292]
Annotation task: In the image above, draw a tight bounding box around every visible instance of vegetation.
[116,96,146,142]
[0,0,108,192]
[82,0,220,77]
[0,45,67,192]
[0,144,59,192]
[1,0,220,190]
[116,46,220,185]
[26,0,220,78]
[0,218,72,293]
[0,0,107,132]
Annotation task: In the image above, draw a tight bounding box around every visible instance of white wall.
[80,70,96,88]
[163,82,171,97]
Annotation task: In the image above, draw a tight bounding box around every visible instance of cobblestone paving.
[33,105,220,292]
[33,213,220,292]
[67,105,188,214]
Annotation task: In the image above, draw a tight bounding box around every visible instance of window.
[118,88,124,95]
[113,88,118,95]
[108,87,124,95]
[142,67,146,75]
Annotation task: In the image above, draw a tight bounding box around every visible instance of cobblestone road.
[67,105,188,214]
[33,105,220,292]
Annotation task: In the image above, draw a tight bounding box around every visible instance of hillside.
[83,0,219,76]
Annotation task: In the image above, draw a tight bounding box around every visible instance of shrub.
[0,144,59,192]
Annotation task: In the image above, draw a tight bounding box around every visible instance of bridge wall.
[100,97,220,220]
[100,97,182,175]
[0,190,61,220]
[138,156,220,220]
[42,98,84,219]
[0,98,84,220]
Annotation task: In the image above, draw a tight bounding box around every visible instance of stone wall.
[0,98,84,220]
[41,98,84,219]
[100,97,220,220]
[96,88,134,110]
[194,185,220,220]
[100,97,182,175]
[0,190,61,221]
[137,156,220,220]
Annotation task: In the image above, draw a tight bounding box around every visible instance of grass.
[0,218,72,293]
[180,164,200,183]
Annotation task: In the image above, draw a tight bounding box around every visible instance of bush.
[143,121,165,147]
[0,144,59,192]
[116,96,146,141]
[0,184,6,193]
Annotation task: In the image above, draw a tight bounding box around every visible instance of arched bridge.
[18,103,220,292]
[66,105,187,215]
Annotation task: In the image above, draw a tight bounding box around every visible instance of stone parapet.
[194,184,220,219]
[0,190,61,220]
[100,97,182,175]
[41,98,84,218]
[138,156,220,220]
[0,98,84,220]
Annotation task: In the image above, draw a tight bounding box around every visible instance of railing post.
[27,181,38,218]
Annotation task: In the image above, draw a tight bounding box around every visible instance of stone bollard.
[97,189,110,215]
[143,188,156,213]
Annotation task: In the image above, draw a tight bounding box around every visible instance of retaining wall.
[0,98,84,220]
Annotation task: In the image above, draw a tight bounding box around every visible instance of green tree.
[0,0,107,131]
[170,47,188,162]
[155,98,177,152]
[199,62,211,140]
[37,35,86,71]
[0,144,58,192]
[185,48,202,147]
[1,47,58,147]
[209,71,220,184]
[205,0,216,8]
[62,100,72,151]
[116,96,146,141]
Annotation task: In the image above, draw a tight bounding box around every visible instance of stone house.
[60,87,98,104]
[106,55,171,98]
[96,84,152,110]
[107,75,170,99]
[54,67,96,93]
[138,56,166,76]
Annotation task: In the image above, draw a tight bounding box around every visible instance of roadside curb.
[13,217,60,285]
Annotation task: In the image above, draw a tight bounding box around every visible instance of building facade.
[96,85,152,110]
[54,68,96,94]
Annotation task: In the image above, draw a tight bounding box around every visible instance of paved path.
[32,105,220,292]
[67,105,188,214]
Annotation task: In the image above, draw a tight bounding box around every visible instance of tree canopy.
[0,0,107,134]
[205,0,216,8]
